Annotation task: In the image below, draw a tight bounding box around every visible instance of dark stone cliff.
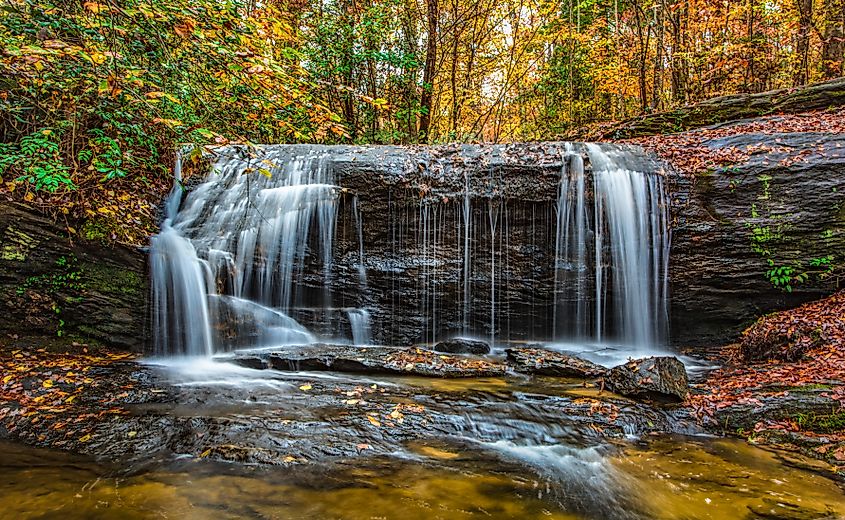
[0,203,147,350]
[316,135,844,347]
[668,132,845,345]
[1,130,842,351]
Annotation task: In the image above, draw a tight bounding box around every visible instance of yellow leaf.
[299,384,312,391]
[367,415,381,427]
[83,2,107,13]
[79,434,91,442]
[258,168,272,179]
[127,431,137,438]
[199,449,211,458]
[42,379,53,388]
[283,455,296,463]
[65,395,76,403]
[2,375,12,384]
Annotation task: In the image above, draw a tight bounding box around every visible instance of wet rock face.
[433,338,491,355]
[0,354,700,469]
[289,142,663,348]
[505,347,607,378]
[223,344,508,378]
[6,129,843,353]
[606,357,689,402]
[0,203,147,350]
[668,132,845,346]
[321,133,844,349]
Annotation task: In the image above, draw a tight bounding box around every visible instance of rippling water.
[2,360,843,520]
[1,435,843,520]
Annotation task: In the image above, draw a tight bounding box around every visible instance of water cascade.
[150,143,669,356]
[151,147,339,355]
[347,308,373,346]
[553,144,669,351]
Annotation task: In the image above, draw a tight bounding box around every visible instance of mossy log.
[580,77,845,140]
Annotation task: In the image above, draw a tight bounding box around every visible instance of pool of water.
[2,433,843,520]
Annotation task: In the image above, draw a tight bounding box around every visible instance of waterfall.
[150,143,669,356]
[347,308,373,346]
[588,144,669,349]
[150,146,337,355]
[552,144,669,350]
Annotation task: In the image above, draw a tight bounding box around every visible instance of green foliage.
[1,130,74,192]
[16,255,85,297]
[0,0,342,242]
[15,255,85,337]
[793,410,845,434]
[746,166,841,291]
[301,0,421,143]
[765,264,801,292]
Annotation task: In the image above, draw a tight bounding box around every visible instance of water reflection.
[1,435,842,520]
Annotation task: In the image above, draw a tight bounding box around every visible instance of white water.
[151,143,669,357]
[347,308,373,346]
[552,144,669,352]
[150,147,337,355]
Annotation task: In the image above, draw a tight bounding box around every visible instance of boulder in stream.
[505,347,607,378]
[606,356,689,402]
[433,338,491,355]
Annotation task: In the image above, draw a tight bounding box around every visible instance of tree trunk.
[669,0,687,105]
[652,3,664,110]
[794,0,813,86]
[633,4,649,112]
[419,0,439,142]
[746,0,757,92]
[821,0,845,79]
[400,0,419,143]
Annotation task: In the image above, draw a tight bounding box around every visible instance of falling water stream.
[150,143,670,355]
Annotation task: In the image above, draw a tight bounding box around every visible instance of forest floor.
[623,106,845,177]
[687,290,845,473]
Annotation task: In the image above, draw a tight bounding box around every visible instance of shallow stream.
[2,359,843,520]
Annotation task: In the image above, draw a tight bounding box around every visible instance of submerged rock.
[505,347,606,378]
[433,338,491,355]
[606,357,689,402]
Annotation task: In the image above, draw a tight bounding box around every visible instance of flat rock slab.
[606,356,689,403]
[219,344,508,378]
[505,347,607,378]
